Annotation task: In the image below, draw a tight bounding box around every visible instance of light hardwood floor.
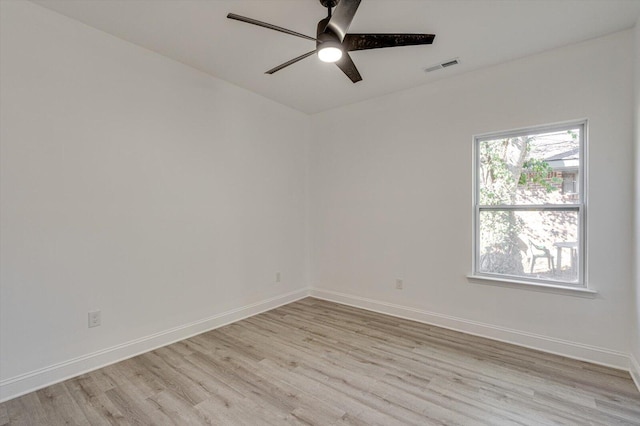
[1,297,639,425]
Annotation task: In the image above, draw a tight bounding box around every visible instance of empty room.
[1,0,640,424]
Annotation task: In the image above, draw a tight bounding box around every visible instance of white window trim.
[470,120,588,291]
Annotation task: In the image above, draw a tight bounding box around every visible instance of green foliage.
[479,210,525,274]
[478,137,530,275]
[518,158,561,192]
[478,138,520,206]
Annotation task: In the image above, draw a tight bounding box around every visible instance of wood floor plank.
[104,383,171,425]
[0,403,8,426]
[64,375,126,425]
[35,382,89,425]
[137,351,208,406]
[146,390,212,425]
[4,393,50,425]
[1,297,639,425]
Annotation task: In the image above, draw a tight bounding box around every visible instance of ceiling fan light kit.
[227,0,436,83]
[316,24,343,63]
[318,44,343,63]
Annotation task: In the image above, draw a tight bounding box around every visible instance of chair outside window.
[529,240,555,273]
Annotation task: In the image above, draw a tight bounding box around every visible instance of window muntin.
[474,122,585,287]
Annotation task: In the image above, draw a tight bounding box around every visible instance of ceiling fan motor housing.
[317,17,340,48]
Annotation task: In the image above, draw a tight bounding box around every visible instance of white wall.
[632,18,640,385]
[0,0,309,400]
[310,30,635,368]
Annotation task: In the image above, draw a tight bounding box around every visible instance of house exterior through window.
[473,121,586,287]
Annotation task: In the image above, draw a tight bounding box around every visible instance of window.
[473,121,586,287]
[562,172,578,195]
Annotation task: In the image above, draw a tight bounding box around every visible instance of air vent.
[424,58,460,73]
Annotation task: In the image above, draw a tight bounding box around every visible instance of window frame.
[471,120,588,289]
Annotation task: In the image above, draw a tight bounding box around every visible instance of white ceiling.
[31,0,640,114]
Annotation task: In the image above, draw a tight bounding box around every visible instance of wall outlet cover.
[88,310,101,328]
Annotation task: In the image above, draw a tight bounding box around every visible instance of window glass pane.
[478,128,581,206]
[478,210,579,283]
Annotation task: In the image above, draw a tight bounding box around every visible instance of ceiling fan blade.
[335,52,362,83]
[265,50,317,74]
[326,0,361,42]
[227,13,316,42]
[344,33,435,51]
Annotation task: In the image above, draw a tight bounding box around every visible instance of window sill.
[466,274,598,298]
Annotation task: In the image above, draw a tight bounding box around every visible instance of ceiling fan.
[227,0,435,83]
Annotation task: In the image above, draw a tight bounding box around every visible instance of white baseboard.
[0,288,311,403]
[631,354,640,393]
[310,288,630,371]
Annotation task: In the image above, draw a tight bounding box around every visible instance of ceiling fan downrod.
[320,0,338,18]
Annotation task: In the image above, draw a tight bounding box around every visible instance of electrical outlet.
[395,279,403,290]
[275,272,281,283]
[88,310,101,328]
